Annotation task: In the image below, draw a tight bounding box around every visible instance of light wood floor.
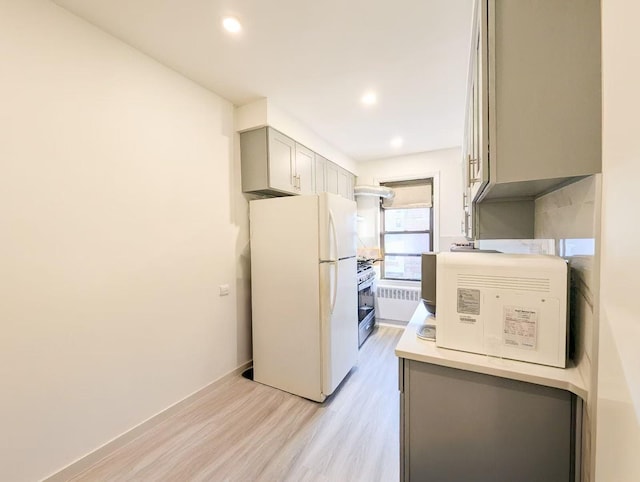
[71,325,404,482]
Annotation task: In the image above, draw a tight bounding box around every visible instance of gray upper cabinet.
[295,143,314,195]
[463,4,488,207]
[323,160,354,200]
[314,154,327,193]
[466,0,601,203]
[267,128,296,194]
[240,127,311,196]
[325,160,339,195]
[337,167,354,200]
[241,126,354,199]
[464,0,601,239]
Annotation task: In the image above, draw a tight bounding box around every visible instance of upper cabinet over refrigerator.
[240,126,356,200]
[240,127,314,197]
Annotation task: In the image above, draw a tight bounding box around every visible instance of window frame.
[380,179,434,281]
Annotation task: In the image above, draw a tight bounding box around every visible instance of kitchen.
[0,1,638,482]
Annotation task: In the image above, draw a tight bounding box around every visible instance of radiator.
[375,285,421,323]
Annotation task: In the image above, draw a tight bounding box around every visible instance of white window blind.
[381,181,432,208]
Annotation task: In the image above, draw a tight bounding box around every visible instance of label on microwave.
[459,316,477,324]
[503,306,538,349]
[457,288,480,315]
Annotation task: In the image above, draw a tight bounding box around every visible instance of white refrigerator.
[249,192,358,402]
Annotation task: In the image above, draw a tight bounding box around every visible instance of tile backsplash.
[535,176,597,242]
[476,238,556,254]
[535,176,598,367]
[534,175,600,482]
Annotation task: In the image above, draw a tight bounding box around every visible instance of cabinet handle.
[468,155,480,184]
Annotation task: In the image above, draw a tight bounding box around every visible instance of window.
[380,179,433,280]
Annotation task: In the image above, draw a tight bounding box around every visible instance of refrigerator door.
[318,192,357,262]
[320,256,358,396]
[249,195,324,402]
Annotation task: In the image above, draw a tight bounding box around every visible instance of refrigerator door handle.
[328,209,338,262]
[331,260,339,314]
[328,209,339,314]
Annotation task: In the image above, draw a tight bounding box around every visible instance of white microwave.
[435,252,569,368]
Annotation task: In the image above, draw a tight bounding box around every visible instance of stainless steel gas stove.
[356,260,376,347]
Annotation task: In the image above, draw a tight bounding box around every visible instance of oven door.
[357,277,376,346]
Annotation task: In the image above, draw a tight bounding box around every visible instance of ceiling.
[53,0,474,162]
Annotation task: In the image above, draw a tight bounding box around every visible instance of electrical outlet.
[219,284,230,296]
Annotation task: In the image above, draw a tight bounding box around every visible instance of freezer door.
[320,256,358,396]
[318,192,357,262]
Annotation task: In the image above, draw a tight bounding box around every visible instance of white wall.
[0,1,250,480]
[355,147,466,253]
[597,0,640,480]
[235,98,359,174]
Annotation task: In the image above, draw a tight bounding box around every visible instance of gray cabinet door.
[471,1,488,201]
[324,162,354,200]
[462,0,488,238]
[314,154,327,193]
[348,172,355,200]
[488,0,601,188]
[325,161,339,195]
[337,167,350,199]
[400,359,576,482]
[267,128,296,193]
[295,143,314,195]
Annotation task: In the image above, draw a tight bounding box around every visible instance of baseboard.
[43,360,253,482]
[376,318,408,328]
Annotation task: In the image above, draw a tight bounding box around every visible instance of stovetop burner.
[357,258,375,273]
[357,261,375,285]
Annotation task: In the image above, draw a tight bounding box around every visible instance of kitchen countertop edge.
[395,302,588,400]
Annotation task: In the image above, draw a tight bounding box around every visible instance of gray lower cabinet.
[399,358,579,482]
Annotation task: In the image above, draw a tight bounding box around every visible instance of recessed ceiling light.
[361,91,377,106]
[222,16,242,33]
[390,137,404,148]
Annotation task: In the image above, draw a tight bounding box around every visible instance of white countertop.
[395,301,588,400]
